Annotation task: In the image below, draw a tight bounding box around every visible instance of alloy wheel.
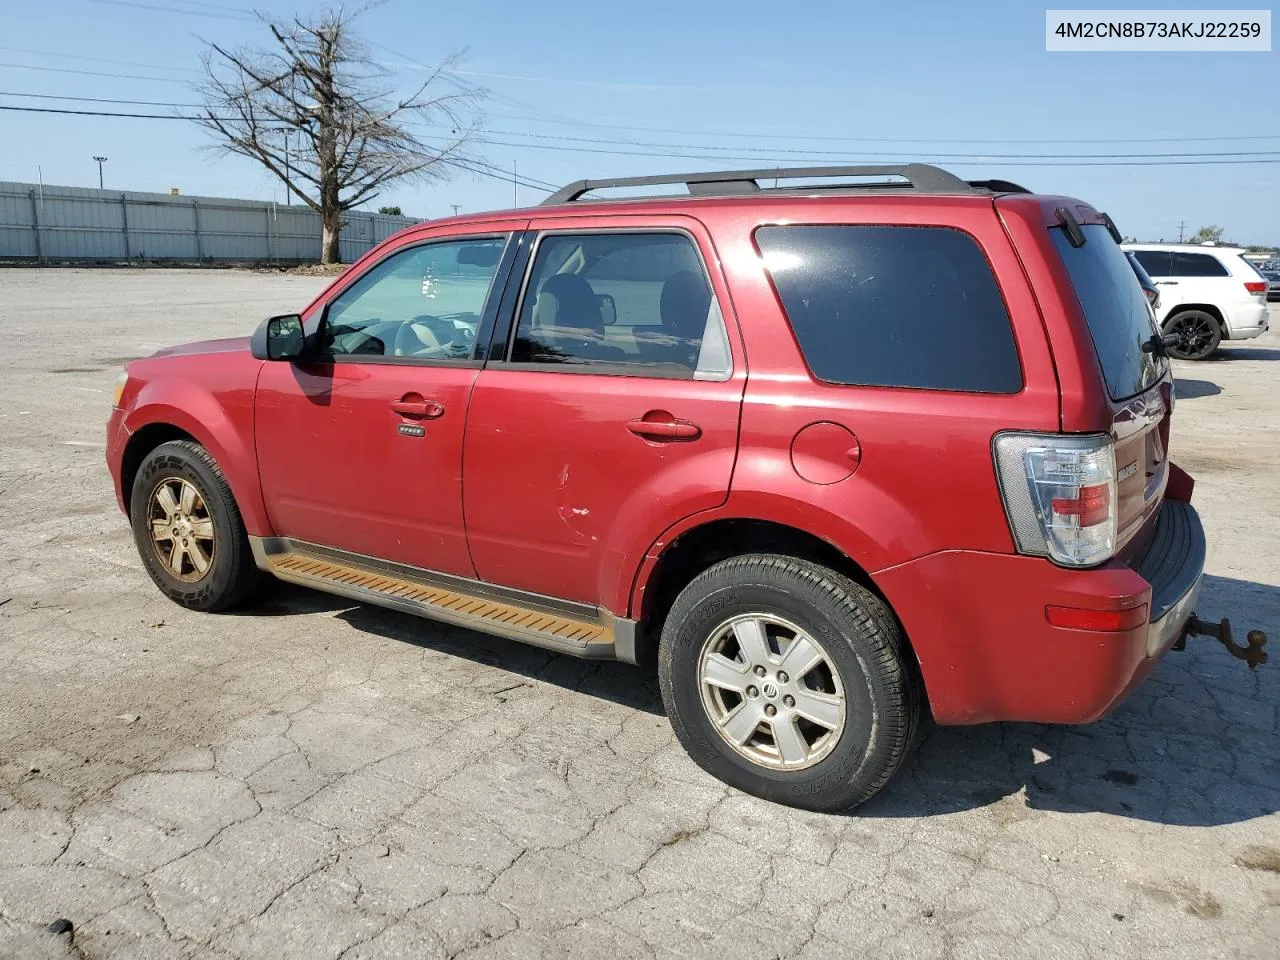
[697,613,846,770]
[1168,313,1217,359]
[147,477,216,582]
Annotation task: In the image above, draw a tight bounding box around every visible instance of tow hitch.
[1175,615,1269,669]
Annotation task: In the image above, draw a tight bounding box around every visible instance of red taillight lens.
[1046,603,1149,632]
[1245,281,1267,295]
[1051,482,1112,527]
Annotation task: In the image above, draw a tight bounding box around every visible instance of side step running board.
[249,537,637,663]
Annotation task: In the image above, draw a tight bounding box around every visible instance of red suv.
[107,164,1238,811]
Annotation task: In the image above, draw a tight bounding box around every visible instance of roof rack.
[541,164,1027,206]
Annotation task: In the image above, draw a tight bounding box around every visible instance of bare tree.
[196,6,481,263]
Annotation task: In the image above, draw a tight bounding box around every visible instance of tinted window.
[323,237,506,359]
[510,232,731,378]
[754,225,1021,393]
[1168,252,1229,277]
[1132,250,1172,277]
[1053,226,1165,401]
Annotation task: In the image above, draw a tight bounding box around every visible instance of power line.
[0,90,203,108]
[417,131,1280,166]
[0,62,193,84]
[0,46,200,74]
[6,104,1278,168]
[463,128,1280,162]
[83,0,256,21]
[0,104,217,120]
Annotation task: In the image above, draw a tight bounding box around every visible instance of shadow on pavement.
[1173,377,1222,399]
[1204,346,1280,361]
[237,574,1277,826]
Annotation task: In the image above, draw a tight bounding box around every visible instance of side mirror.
[250,314,305,361]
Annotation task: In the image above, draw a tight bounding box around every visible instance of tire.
[658,554,919,812]
[1163,310,1221,360]
[129,440,260,612]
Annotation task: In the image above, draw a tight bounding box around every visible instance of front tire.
[129,440,260,612]
[1163,310,1221,360]
[658,555,919,812]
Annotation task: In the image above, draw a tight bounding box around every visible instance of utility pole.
[1177,220,1187,242]
[93,156,108,190]
[450,204,461,216]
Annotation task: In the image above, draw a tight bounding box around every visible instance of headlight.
[111,371,130,408]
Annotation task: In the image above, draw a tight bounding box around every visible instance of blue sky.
[1,0,1277,242]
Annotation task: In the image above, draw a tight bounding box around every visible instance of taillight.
[1143,286,1158,306]
[993,433,1118,567]
[1244,281,1267,296]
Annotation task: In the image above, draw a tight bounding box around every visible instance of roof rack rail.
[541,163,987,205]
[966,179,1032,194]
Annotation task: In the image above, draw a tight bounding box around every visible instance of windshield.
[1053,225,1166,401]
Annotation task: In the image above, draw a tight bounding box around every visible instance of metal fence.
[0,181,419,264]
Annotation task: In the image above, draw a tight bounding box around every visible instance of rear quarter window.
[754,225,1022,393]
[1169,252,1229,277]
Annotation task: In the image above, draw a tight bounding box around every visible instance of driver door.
[254,226,523,577]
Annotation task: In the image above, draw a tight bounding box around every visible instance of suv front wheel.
[129,440,260,612]
[658,554,919,812]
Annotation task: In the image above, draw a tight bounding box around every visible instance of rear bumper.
[1135,499,1205,656]
[1224,301,1270,339]
[876,498,1206,725]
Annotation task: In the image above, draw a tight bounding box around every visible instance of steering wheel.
[393,316,447,357]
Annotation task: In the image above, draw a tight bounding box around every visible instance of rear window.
[1054,225,1165,401]
[754,225,1022,393]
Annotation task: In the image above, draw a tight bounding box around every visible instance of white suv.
[1122,243,1270,359]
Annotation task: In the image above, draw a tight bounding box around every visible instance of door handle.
[391,399,445,419]
[626,416,702,441]
[1156,280,1179,285]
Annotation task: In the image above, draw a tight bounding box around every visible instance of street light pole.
[92,156,108,190]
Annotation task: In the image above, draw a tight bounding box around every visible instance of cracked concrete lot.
[1,268,1278,959]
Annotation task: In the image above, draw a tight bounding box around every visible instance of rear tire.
[129,440,260,612]
[1163,310,1221,360]
[658,554,919,812]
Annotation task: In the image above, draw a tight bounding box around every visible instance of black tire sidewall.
[129,442,247,610]
[659,558,908,811]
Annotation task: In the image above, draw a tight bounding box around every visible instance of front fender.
[123,376,270,536]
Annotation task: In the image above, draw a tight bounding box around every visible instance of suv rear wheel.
[658,554,919,812]
[1163,309,1221,360]
[129,440,260,611]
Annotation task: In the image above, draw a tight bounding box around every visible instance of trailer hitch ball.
[1179,615,1268,670]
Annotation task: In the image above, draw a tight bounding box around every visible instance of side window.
[321,237,507,360]
[509,232,731,378]
[1132,250,1172,277]
[1168,252,1229,277]
[755,225,1022,393]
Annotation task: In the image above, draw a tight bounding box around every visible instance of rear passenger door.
[462,217,745,608]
